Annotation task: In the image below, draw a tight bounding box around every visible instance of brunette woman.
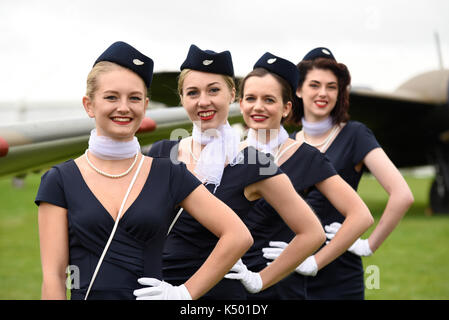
[234,52,373,299]
[143,45,325,300]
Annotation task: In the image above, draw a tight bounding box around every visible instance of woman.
[35,41,253,300]
[235,52,373,299]
[144,44,325,300]
[278,47,414,299]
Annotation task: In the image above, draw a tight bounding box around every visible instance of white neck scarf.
[192,122,242,193]
[246,125,289,156]
[301,116,333,136]
[88,129,140,160]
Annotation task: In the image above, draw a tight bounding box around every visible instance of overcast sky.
[1,0,448,104]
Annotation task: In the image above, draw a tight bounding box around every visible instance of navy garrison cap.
[253,52,300,92]
[180,44,234,77]
[302,47,336,61]
[94,41,154,88]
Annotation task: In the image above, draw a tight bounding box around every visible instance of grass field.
[0,170,448,300]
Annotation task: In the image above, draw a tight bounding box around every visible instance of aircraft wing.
[1,69,448,176]
[348,69,449,168]
[0,104,243,178]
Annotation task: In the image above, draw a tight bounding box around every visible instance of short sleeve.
[305,147,337,186]
[352,122,381,165]
[169,160,202,205]
[35,167,67,208]
[244,147,283,187]
[147,140,179,158]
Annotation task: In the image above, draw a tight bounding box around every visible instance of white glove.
[296,255,318,276]
[262,240,287,260]
[325,222,373,257]
[133,278,192,300]
[263,241,318,276]
[224,259,263,293]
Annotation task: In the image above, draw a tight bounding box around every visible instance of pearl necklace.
[273,140,299,164]
[301,125,339,151]
[85,149,140,178]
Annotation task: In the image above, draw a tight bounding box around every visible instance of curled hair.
[289,58,351,125]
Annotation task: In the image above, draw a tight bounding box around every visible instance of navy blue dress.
[294,121,380,300]
[35,157,201,300]
[148,140,283,300]
[243,143,337,300]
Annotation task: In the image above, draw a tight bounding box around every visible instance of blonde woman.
[36,41,253,300]
[144,45,325,300]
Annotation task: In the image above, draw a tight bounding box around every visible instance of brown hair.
[238,68,293,103]
[238,68,294,123]
[289,57,351,125]
[86,61,148,100]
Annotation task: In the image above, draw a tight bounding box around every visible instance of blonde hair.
[86,61,148,99]
[177,69,235,97]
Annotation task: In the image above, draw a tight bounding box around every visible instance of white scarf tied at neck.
[192,122,243,193]
[301,116,333,136]
[88,129,140,160]
[246,125,289,156]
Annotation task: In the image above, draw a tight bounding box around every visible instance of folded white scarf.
[301,116,333,136]
[246,126,289,156]
[192,122,242,192]
[88,129,140,160]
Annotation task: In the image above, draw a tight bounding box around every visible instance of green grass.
[0,171,448,299]
[359,175,449,300]
[0,174,42,299]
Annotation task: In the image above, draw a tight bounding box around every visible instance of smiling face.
[240,73,291,131]
[297,68,339,122]
[83,64,149,141]
[180,70,235,131]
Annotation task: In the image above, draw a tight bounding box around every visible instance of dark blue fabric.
[302,47,336,61]
[292,121,380,299]
[148,139,283,299]
[35,157,201,300]
[94,41,154,88]
[243,143,337,299]
[253,52,300,92]
[180,44,234,77]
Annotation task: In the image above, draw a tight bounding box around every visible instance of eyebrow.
[244,93,277,100]
[102,90,144,95]
[310,80,338,85]
[185,82,222,91]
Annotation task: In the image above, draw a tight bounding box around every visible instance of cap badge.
[202,59,214,66]
[267,58,277,64]
[133,59,144,66]
[321,49,331,55]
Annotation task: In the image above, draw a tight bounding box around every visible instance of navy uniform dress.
[35,157,201,300]
[148,140,283,300]
[295,121,380,300]
[243,143,336,300]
